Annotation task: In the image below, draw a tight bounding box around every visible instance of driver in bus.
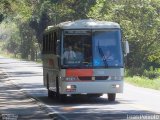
[63,46,76,64]
[103,49,114,61]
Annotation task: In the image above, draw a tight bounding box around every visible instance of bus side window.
[53,32,57,54]
[48,33,52,52]
[50,32,54,52]
[42,35,45,53]
[56,40,60,55]
[46,34,49,53]
[43,34,48,53]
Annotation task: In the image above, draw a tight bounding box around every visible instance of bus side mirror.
[123,41,129,56]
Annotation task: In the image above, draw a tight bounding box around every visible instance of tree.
[1,0,160,71]
[88,0,160,71]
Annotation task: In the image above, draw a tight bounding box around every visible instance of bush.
[125,76,160,90]
[143,67,160,79]
[126,66,160,79]
[125,67,144,77]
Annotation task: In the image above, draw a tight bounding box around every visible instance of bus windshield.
[61,29,123,68]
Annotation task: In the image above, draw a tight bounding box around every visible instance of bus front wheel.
[55,77,67,102]
[108,93,116,101]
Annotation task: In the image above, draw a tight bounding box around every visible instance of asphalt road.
[0,55,160,120]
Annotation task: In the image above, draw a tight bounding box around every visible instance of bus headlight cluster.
[66,85,77,92]
[112,84,120,88]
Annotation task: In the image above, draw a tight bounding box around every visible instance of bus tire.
[55,76,60,99]
[59,94,67,102]
[108,93,116,101]
[55,77,67,102]
[47,74,54,98]
[48,89,55,98]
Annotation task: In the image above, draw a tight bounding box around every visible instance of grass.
[125,76,160,90]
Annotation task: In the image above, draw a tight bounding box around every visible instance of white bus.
[42,19,129,101]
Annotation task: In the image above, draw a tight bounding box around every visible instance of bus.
[42,19,129,101]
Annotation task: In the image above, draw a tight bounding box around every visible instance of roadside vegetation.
[0,0,160,90]
[125,76,160,90]
[125,67,160,90]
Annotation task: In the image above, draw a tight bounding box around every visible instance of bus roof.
[46,19,120,31]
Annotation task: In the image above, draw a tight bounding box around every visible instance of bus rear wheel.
[48,89,55,98]
[46,74,54,98]
[59,94,67,102]
[108,93,116,101]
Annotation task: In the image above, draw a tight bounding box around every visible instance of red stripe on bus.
[66,69,93,77]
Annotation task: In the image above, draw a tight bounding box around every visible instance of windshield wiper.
[98,41,108,67]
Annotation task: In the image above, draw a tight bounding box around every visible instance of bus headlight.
[66,85,77,92]
[67,85,72,89]
[112,84,120,88]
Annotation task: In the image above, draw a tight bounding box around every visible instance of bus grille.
[78,76,109,81]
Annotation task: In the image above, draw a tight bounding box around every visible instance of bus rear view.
[42,19,129,102]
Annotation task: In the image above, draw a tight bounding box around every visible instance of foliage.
[125,67,144,77]
[88,0,160,71]
[126,67,160,79]
[0,14,4,23]
[0,0,32,22]
[4,33,21,56]
[0,0,160,75]
[125,76,160,90]
[143,67,160,79]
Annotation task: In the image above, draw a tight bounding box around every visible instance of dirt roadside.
[0,70,53,120]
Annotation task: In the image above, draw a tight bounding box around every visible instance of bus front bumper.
[60,80,123,95]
